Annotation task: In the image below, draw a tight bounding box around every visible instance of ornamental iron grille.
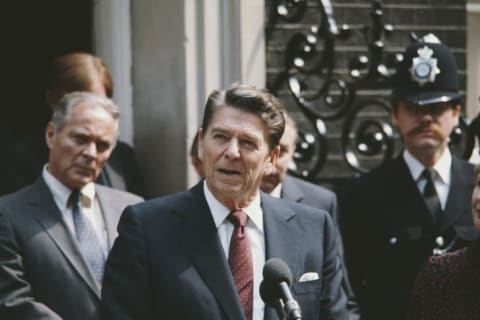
[265,0,478,192]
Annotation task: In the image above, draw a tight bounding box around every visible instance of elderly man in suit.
[101,84,347,320]
[0,92,143,320]
[260,113,360,319]
[339,36,480,320]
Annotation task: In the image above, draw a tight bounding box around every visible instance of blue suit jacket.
[101,181,348,320]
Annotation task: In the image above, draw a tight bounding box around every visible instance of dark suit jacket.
[0,178,143,320]
[0,132,144,197]
[281,175,360,320]
[101,181,348,320]
[339,155,479,320]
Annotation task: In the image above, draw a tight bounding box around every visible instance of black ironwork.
[267,0,479,186]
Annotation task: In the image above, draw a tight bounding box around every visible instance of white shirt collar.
[403,149,452,183]
[42,165,96,208]
[203,180,263,232]
[269,182,282,199]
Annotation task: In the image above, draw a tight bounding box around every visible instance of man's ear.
[266,145,280,174]
[452,104,461,125]
[197,128,204,161]
[45,122,56,149]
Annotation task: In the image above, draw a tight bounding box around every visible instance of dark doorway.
[1,0,92,143]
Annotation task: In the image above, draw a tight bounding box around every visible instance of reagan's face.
[46,102,117,190]
[391,101,460,157]
[199,106,278,208]
[260,122,296,193]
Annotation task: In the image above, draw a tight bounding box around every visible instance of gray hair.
[51,91,120,134]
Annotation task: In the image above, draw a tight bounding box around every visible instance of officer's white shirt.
[403,149,452,210]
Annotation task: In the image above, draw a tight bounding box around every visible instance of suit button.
[389,237,397,245]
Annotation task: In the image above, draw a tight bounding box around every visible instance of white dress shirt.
[403,149,452,210]
[269,182,283,199]
[43,166,108,255]
[203,181,265,320]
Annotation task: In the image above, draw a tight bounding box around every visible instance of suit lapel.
[388,157,435,227]
[263,194,300,264]
[438,158,472,231]
[96,185,121,247]
[262,194,302,320]
[179,183,245,320]
[29,178,100,297]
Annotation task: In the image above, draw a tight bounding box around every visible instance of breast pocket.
[291,280,322,319]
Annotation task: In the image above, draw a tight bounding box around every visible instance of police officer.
[339,34,480,320]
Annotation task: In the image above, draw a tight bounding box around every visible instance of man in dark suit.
[0,92,143,320]
[339,36,479,320]
[101,84,347,319]
[261,113,360,319]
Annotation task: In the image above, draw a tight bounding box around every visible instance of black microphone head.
[259,280,278,306]
[262,258,293,285]
[260,258,293,306]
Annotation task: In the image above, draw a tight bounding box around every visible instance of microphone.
[260,258,302,320]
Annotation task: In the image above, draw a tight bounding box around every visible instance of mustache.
[406,124,444,140]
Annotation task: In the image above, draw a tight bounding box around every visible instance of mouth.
[74,165,96,176]
[217,168,241,176]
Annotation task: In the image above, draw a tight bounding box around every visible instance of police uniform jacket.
[339,154,479,320]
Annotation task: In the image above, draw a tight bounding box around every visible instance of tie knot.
[69,190,82,207]
[422,168,436,181]
[228,210,248,228]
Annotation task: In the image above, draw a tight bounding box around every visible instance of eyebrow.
[210,126,262,141]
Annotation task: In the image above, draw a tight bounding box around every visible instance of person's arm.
[319,214,348,320]
[0,211,62,319]
[101,205,153,320]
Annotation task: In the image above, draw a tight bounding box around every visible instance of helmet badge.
[409,46,441,87]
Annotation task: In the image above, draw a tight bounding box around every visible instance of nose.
[83,142,98,159]
[417,108,435,123]
[224,139,240,159]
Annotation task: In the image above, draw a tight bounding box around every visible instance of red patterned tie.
[228,210,253,320]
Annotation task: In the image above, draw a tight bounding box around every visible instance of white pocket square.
[298,272,319,282]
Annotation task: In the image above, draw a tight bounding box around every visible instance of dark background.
[1,0,92,143]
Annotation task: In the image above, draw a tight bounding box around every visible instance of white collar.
[269,182,282,199]
[403,149,452,183]
[43,165,96,208]
[202,180,263,232]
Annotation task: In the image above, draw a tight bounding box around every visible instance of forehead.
[63,101,117,131]
[208,105,267,134]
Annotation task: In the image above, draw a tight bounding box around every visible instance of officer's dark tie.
[228,210,253,320]
[70,190,105,284]
[422,168,442,225]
